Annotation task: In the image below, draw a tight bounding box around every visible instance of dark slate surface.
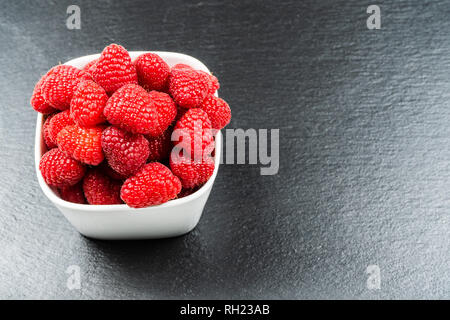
[0,0,448,299]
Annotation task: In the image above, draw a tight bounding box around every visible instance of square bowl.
[35,51,222,240]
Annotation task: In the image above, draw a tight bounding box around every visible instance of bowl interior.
[35,51,221,212]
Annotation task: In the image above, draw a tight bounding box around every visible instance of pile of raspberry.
[31,44,231,208]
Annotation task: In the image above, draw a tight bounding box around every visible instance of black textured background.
[0,0,449,299]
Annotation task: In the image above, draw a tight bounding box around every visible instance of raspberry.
[41,65,90,110]
[83,168,123,205]
[170,65,218,95]
[43,113,57,149]
[173,108,215,157]
[70,80,108,127]
[39,148,86,187]
[169,67,210,108]
[30,76,57,114]
[198,71,220,95]
[104,84,160,135]
[120,162,181,208]
[148,90,177,136]
[170,151,215,189]
[134,53,170,91]
[101,126,150,177]
[208,74,220,94]
[146,128,172,161]
[200,95,231,130]
[57,125,104,165]
[47,110,74,147]
[92,44,138,95]
[59,182,86,204]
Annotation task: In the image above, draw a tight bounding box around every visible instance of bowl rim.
[34,51,222,212]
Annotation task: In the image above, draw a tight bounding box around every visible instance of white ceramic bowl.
[35,51,221,240]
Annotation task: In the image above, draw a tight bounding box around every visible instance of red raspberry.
[59,182,86,204]
[43,113,57,149]
[30,76,57,114]
[169,68,210,108]
[92,44,138,95]
[39,148,86,187]
[200,95,231,130]
[41,65,90,110]
[47,110,74,148]
[104,84,160,135]
[57,125,104,165]
[70,80,108,127]
[83,168,123,205]
[134,53,170,91]
[120,162,181,208]
[146,128,172,161]
[198,71,220,95]
[208,74,220,94]
[173,108,215,157]
[170,151,215,189]
[170,65,218,95]
[101,126,150,177]
[148,90,177,136]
